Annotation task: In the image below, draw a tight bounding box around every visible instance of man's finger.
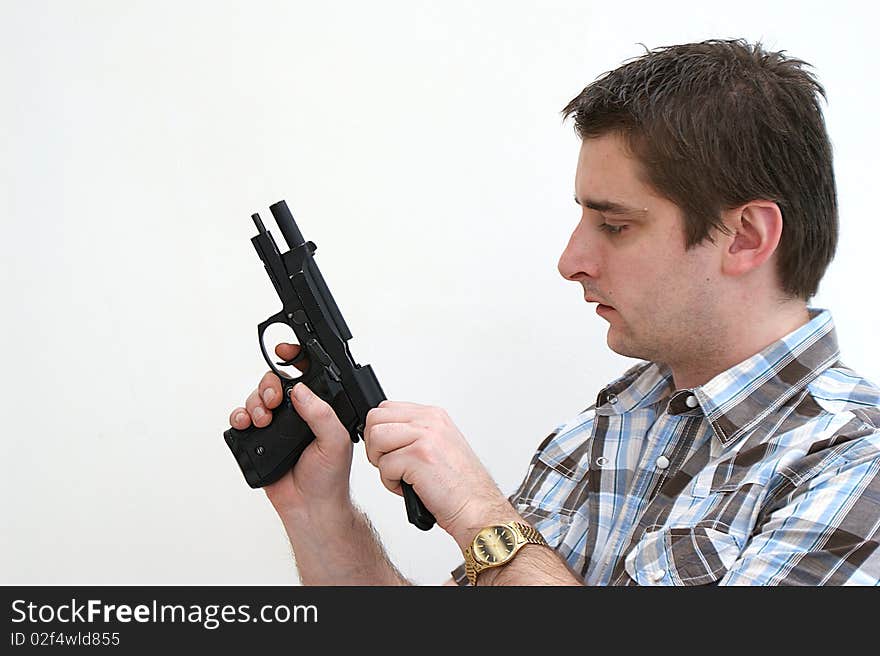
[245,388,272,428]
[275,342,309,372]
[364,422,418,466]
[229,407,251,430]
[258,371,284,410]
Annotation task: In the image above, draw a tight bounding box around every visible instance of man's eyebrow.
[574,195,648,216]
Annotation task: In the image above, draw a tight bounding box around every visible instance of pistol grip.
[402,481,436,531]
[223,386,313,488]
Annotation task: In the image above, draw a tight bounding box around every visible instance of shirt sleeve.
[719,434,880,585]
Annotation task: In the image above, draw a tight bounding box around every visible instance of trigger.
[276,350,308,367]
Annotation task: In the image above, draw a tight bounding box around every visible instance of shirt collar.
[697,307,839,445]
[596,308,840,447]
[596,360,675,414]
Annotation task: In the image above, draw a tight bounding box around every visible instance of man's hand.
[362,401,512,549]
[227,343,354,520]
[228,345,512,550]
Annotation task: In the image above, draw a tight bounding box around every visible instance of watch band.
[464,521,549,585]
[514,522,547,545]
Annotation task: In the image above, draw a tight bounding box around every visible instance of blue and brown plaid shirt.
[453,308,880,585]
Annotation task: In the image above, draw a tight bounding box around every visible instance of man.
[228,39,880,585]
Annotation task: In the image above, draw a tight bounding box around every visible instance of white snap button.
[648,569,666,583]
[596,456,609,467]
[655,455,670,470]
[607,393,618,404]
[685,394,699,408]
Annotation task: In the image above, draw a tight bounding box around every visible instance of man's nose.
[558,222,600,281]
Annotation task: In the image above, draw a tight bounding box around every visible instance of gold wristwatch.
[463,521,549,585]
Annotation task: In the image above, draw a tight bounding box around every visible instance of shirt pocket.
[690,464,774,498]
[623,525,743,586]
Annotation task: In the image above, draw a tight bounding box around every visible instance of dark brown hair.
[561,38,837,301]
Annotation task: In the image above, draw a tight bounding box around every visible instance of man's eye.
[598,223,626,235]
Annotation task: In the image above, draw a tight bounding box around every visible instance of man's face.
[558,133,723,366]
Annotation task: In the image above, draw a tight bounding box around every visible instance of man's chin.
[606,329,645,360]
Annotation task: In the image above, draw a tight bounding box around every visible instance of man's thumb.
[290,382,349,446]
[292,382,313,405]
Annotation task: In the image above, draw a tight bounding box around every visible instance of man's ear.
[721,201,783,277]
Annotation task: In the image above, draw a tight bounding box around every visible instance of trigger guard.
[257,311,310,381]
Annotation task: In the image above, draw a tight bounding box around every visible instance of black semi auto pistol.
[223,200,436,531]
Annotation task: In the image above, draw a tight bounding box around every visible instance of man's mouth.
[584,294,616,318]
[585,295,613,309]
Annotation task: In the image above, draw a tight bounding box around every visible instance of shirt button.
[685,394,699,408]
[607,393,618,404]
[648,569,666,583]
[655,455,670,470]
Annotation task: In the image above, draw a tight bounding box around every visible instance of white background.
[2,0,877,585]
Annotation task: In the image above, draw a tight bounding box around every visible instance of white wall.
[2,0,877,585]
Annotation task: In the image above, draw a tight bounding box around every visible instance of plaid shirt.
[452,308,880,585]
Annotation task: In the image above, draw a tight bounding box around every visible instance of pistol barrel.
[269,200,305,249]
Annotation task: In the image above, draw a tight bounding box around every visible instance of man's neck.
[669,302,812,391]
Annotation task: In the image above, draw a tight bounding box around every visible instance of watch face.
[473,525,517,565]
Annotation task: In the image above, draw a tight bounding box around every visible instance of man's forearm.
[279,502,411,586]
[476,544,584,586]
[447,500,584,586]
